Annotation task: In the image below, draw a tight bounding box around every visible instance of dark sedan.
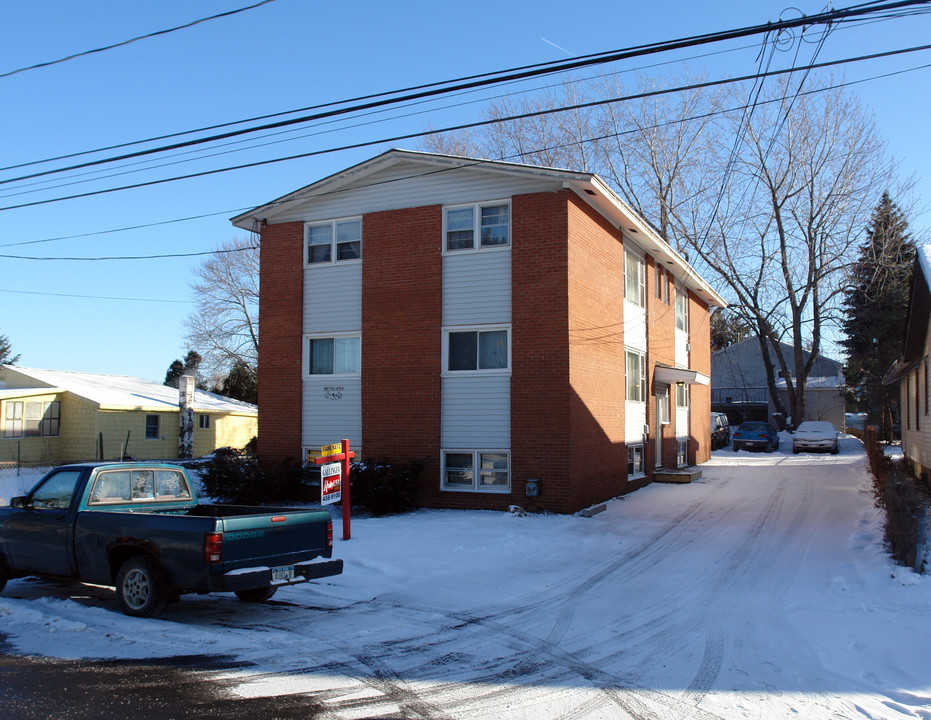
[732,421,780,452]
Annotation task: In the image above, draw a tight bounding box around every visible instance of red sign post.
[314,438,355,540]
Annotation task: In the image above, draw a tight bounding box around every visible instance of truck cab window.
[30,470,83,509]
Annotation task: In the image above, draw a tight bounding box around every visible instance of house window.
[677,440,688,467]
[628,444,645,479]
[445,202,509,252]
[658,390,670,425]
[675,286,688,331]
[442,450,510,492]
[307,336,361,375]
[925,359,929,415]
[305,218,362,265]
[199,414,210,429]
[916,368,921,431]
[446,327,509,373]
[41,401,60,437]
[625,349,646,402]
[655,265,665,302]
[4,401,23,439]
[676,382,689,408]
[145,414,160,440]
[625,251,645,306]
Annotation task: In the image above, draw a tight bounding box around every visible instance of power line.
[0,288,189,304]
[5,58,929,261]
[0,247,252,261]
[0,0,282,80]
[3,0,927,187]
[1,41,929,213]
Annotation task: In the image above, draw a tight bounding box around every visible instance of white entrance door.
[656,386,669,467]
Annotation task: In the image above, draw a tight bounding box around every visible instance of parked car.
[792,421,839,454]
[711,412,731,449]
[732,421,780,452]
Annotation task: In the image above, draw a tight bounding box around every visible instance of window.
[89,468,192,505]
[4,401,23,438]
[308,336,361,375]
[628,445,645,479]
[442,450,510,491]
[29,469,83,509]
[145,414,160,440]
[675,286,688,331]
[676,382,689,408]
[625,251,645,306]
[626,350,646,402]
[445,202,509,252]
[306,218,362,265]
[199,414,210,429]
[655,265,665,301]
[15,401,60,437]
[925,359,929,415]
[41,401,60,437]
[677,440,688,467]
[446,328,509,373]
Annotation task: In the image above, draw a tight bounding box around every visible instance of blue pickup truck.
[0,462,343,617]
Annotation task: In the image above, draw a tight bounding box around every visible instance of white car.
[792,421,839,454]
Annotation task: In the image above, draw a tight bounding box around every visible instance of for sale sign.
[321,462,342,505]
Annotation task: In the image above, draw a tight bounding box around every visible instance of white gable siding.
[272,160,564,224]
[304,263,362,333]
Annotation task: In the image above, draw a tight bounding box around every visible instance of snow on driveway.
[2,437,930,719]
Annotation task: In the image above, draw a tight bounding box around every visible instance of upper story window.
[445,327,509,373]
[306,218,362,265]
[625,251,645,307]
[307,335,361,376]
[655,265,665,302]
[445,202,509,252]
[675,285,689,331]
[625,349,646,402]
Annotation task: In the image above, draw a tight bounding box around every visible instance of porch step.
[654,467,702,484]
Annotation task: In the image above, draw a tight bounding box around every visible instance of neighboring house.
[232,149,726,514]
[0,366,257,465]
[885,246,931,481]
[711,338,845,428]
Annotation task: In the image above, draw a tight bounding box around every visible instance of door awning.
[654,366,710,386]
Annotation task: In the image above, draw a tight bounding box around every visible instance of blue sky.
[2,0,930,383]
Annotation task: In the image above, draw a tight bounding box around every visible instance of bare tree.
[421,68,898,421]
[184,237,259,385]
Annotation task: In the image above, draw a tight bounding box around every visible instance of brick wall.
[565,193,630,510]
[361,205,444,505]
[257,221,304,465]
[511,191,573,512]
[689,291,712,464]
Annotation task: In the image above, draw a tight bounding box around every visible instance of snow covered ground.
[2,436,930,719]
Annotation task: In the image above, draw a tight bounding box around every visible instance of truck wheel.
[235,586,278,603]
[0,566,8,594]
[116,556,169,618]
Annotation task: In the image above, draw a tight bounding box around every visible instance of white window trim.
[304,333,362,378]
[441,449,511,493]
[675,283,689,332]
[443,325,511,376]
[304,216,363,267]
[625,249,646,307]
[442,200,511,255]
[676,381,690,408]
[625,349,647,403]
[676,439,689,468]
[628,444,646,480]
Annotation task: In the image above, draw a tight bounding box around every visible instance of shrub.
[199,447,316,505]
[350,458,422,516]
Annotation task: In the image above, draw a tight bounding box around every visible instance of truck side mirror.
[10,496,26,509]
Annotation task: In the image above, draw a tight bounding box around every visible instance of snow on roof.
[1,366,256,414]
[920,245,931,291]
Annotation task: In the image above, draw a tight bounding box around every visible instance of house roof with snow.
[0,365,257,415]
[231,148,728,308]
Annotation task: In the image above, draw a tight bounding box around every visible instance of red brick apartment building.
[232,150,725,514]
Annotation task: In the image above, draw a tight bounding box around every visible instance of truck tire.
[115,556,169,618]
[0,566,8,594]
[235,586,278,603]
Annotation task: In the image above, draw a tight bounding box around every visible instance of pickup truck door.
[4,468,84,576]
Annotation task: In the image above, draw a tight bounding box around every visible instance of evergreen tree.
[0,334,20,365]
[215,359,258,404]
[841,192,915,437]
[710,308,751,352]
[163,350,206,389]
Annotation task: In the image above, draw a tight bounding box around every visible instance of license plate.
[271,565,294,582]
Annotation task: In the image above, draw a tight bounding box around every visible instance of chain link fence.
[0,463,51,505]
